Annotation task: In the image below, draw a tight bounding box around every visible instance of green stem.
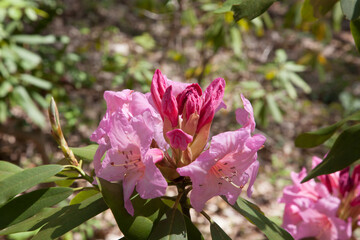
[177,184,191,220]
[201,210,213,223]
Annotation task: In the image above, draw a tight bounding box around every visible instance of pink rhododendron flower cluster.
[280,156,360,240]
[91,69,265,215]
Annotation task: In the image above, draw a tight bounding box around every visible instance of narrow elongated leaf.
[0,208,59,235]
[99,178,164,240]
[0,165,64,206]
[0,187,73,229]
[11,86,46,127]
[295,110,360,148]
[70,144,99,162]
[266,94,283,123]
[11,45,41,70]
[32,193,108,240]
[70,189,99,205]
[210,221,232,240]
[340,0,360,20]
[224,197,294,240]
[12,35,56,44]
[0,161,22,181]
[302,124,360,183]
[351,19,360,52]
[148,207,187,240]
[20,74,52,90]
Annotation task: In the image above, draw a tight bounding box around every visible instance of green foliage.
[210,221,232,240]
[0,164,64,205]
[295,110,360,148]
[224,197,294,240]
[340,0,360,20]
[148,208,187,240]
[301,123,360,182]
[242,49,310,126]
[216,0,277,21]
[350,18,360,51]
[71,144,99,162]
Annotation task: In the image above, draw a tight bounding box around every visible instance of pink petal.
[166,129,193,151]
[245,160,259,197]
[162,86,178,128]
[136,149,167,199]
[123,172,142,216]
[150,69,167,115]
[235,94,255,132]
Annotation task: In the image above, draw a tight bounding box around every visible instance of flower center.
[110,149,144,171]
[210,161,247,189]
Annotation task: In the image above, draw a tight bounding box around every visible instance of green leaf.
[12,35,56,45]
[224,197,294,240]
[70,189,99,205]
[8,7,22,20]
[184,215,203,240]
[288,72,311,94]
[0,81,13,98]
[20,74,52,90]
[0,161,22,181]
[70,144,99,162]
[0,208,59,235]
[0,102,7,123]
[230,27,242,57]
[210,221,232,240]
[32,193,108,240]
[350,18,360,52]
[295,110,360,148]
[148,207,187,240]
[266,94,283,123]
[231,0,277,21]
[12,86,46,127]
[340,0,360,20]
[98,178,164,240]
[0,187,73,230]
[301,124,360,183]
[0,164,63,206]
[11,45,41,70]
[25,8,37,21]
[301,0,338,21]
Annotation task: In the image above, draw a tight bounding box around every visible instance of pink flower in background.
[96,109,167,215]
[280,157,354,240]
[177,95,265,212]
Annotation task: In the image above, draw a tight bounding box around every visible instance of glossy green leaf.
[302,124,360,183]
[231,0,277,21]
[0,208,59,235]
[98,178,164,240]
[266,94,283,123]
[32,193,108,240]
[0,161,22,181]
[295,110,360,148]
[12,35,56,44]
[224,197,294,240]
[340,0,360,20]
[184,215,203,240]
[210,221,232,240]
[71,144,99,162]
[70,189,99,205]
[0,164,63,206]
[350,18,360,52]
[0,187,73,229]
[148,207,187,240]
[19,74,52,90]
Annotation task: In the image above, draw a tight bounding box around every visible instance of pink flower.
[312,156,339,194]
[177,129,265,212]
[96,109,167,215]
[166,129,193,151]
[177,95,265,212]
[236,94,255,132]
[280,160,352,240]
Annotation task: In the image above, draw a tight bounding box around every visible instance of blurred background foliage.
[0,0,359,239]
